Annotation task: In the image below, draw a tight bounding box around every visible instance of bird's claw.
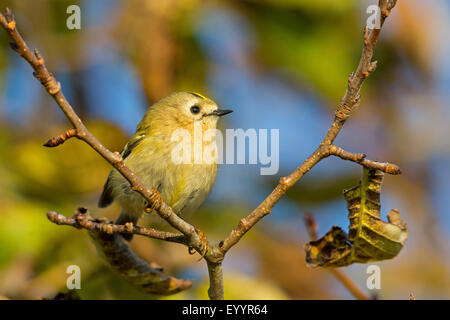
[197,228,209,259]
[188,228,209,260]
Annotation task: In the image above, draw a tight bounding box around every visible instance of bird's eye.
[190,106,200,114]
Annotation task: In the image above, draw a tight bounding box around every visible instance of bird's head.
[141,92,232,135]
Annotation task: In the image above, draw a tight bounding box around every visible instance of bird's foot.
[188,228,209,259]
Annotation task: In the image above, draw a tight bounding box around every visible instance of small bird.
[98,92,232,240]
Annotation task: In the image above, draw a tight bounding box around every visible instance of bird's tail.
[116,211,139,241]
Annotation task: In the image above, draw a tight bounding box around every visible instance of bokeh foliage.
[0,0,449,299]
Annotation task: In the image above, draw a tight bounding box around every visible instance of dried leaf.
[305,168,408,267]
[90,232,193,295]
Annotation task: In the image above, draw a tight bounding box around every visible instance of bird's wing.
[98,132,146,208]
[98,172,115,208]
[120,132,146,160]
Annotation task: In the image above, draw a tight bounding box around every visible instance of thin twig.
[328,145,402,174]
[218,0,399,256]
[303,212,370,300]
[46,210,186,245]
[43,128,77,147]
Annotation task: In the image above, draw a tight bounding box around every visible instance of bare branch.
[207,262,224,300]
[46,210,186,245]
[218,0,400,255]
[328,145,402,175]
[43,128,78,147]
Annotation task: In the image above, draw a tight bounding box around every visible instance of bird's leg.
[196,228,209,258]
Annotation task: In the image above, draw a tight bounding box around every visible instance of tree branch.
[43,128,77,147]
[328,145,402,175]
[207,261,224,300]
[218,0,399,255]
[46,209,186,245]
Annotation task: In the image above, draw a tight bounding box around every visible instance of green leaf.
[305,168,408,267]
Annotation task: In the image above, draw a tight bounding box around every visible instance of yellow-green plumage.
[99,92,231,240]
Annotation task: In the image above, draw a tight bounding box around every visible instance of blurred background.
[0,0,449,299]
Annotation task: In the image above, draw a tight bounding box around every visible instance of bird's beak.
[209,109,233,117]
